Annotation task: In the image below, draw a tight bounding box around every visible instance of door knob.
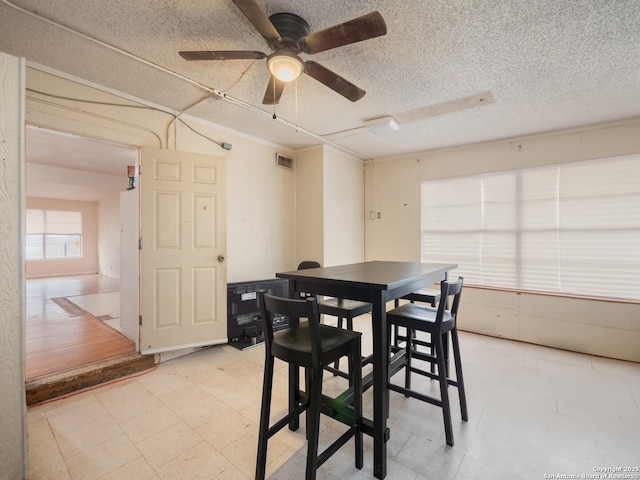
[218,255,225,263]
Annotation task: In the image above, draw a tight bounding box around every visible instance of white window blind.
[26,209,45,234]
[26,209,83,259]
[421,155,640,300]
[45,210,82,234]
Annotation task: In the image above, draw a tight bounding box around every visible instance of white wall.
[365,120,640,362]
[98,191,122,278]
[0,51,27,480]
[26,162,125,200]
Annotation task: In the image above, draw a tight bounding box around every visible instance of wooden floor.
[26,274,136,380]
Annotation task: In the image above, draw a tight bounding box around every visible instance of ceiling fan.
[179,0,387,105]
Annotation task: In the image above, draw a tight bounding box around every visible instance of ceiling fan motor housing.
[268,12,310,49]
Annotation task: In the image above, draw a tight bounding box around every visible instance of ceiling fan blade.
[304,61,365,102]
[232,0,281,46]
[179,50,266,61]
[301,11,387,54]
[262,76,286,105]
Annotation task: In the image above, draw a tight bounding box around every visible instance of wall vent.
[275,154,294,170]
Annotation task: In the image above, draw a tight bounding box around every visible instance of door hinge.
[139,237,142,250]
[139,315,142,326]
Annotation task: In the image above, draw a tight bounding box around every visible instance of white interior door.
[139,147,227,354]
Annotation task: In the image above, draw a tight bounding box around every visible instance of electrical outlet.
[377,212,382,219]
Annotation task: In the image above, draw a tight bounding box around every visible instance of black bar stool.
[256,291,363,480]
[297,261,373,377]
[386,277,468,446]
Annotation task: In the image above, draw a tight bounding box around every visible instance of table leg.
[372,294,388,479]
[287,280,300,430]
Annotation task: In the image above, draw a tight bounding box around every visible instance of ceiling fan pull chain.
[295,79,298,131]
[272,79,277,119]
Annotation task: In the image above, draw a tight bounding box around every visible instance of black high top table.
[276,261,457,479]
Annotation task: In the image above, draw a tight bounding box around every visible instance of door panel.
[140,147,227,354]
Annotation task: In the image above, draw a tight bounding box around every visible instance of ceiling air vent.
[275,154,294,170]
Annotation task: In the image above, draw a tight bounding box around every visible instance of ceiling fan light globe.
[267,53,303,82]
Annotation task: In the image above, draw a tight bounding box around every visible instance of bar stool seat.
[319,298,373,324]
[256,291,363,480]
[392,287,441,350]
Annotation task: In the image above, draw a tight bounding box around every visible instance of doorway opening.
[24,126,151,404]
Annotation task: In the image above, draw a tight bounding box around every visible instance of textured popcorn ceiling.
[1,0,639,161]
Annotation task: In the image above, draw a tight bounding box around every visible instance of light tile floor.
[27,315,640,480]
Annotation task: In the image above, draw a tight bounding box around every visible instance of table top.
[276,261,456,291]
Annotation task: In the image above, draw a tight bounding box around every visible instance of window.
[26,209,82,259]
[421,155,640,301]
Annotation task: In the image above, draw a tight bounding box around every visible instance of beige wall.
[295,146,324,266]
[365,119,640,362]
[322,147,365,266]
[295,145,365,268]
[25,197,99,278]
[222,126,296,282]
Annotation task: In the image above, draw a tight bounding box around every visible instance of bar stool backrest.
[298,261,321,270]
[437,277,464,328]
[259,291,323,368]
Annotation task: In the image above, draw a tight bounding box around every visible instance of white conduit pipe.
[221,94,371,160]
[3,0,371,161]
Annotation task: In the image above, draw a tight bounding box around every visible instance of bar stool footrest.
[388,382,443,408]
[323,365,350,380]
[267,401,310,439]
[317,425,361,469]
